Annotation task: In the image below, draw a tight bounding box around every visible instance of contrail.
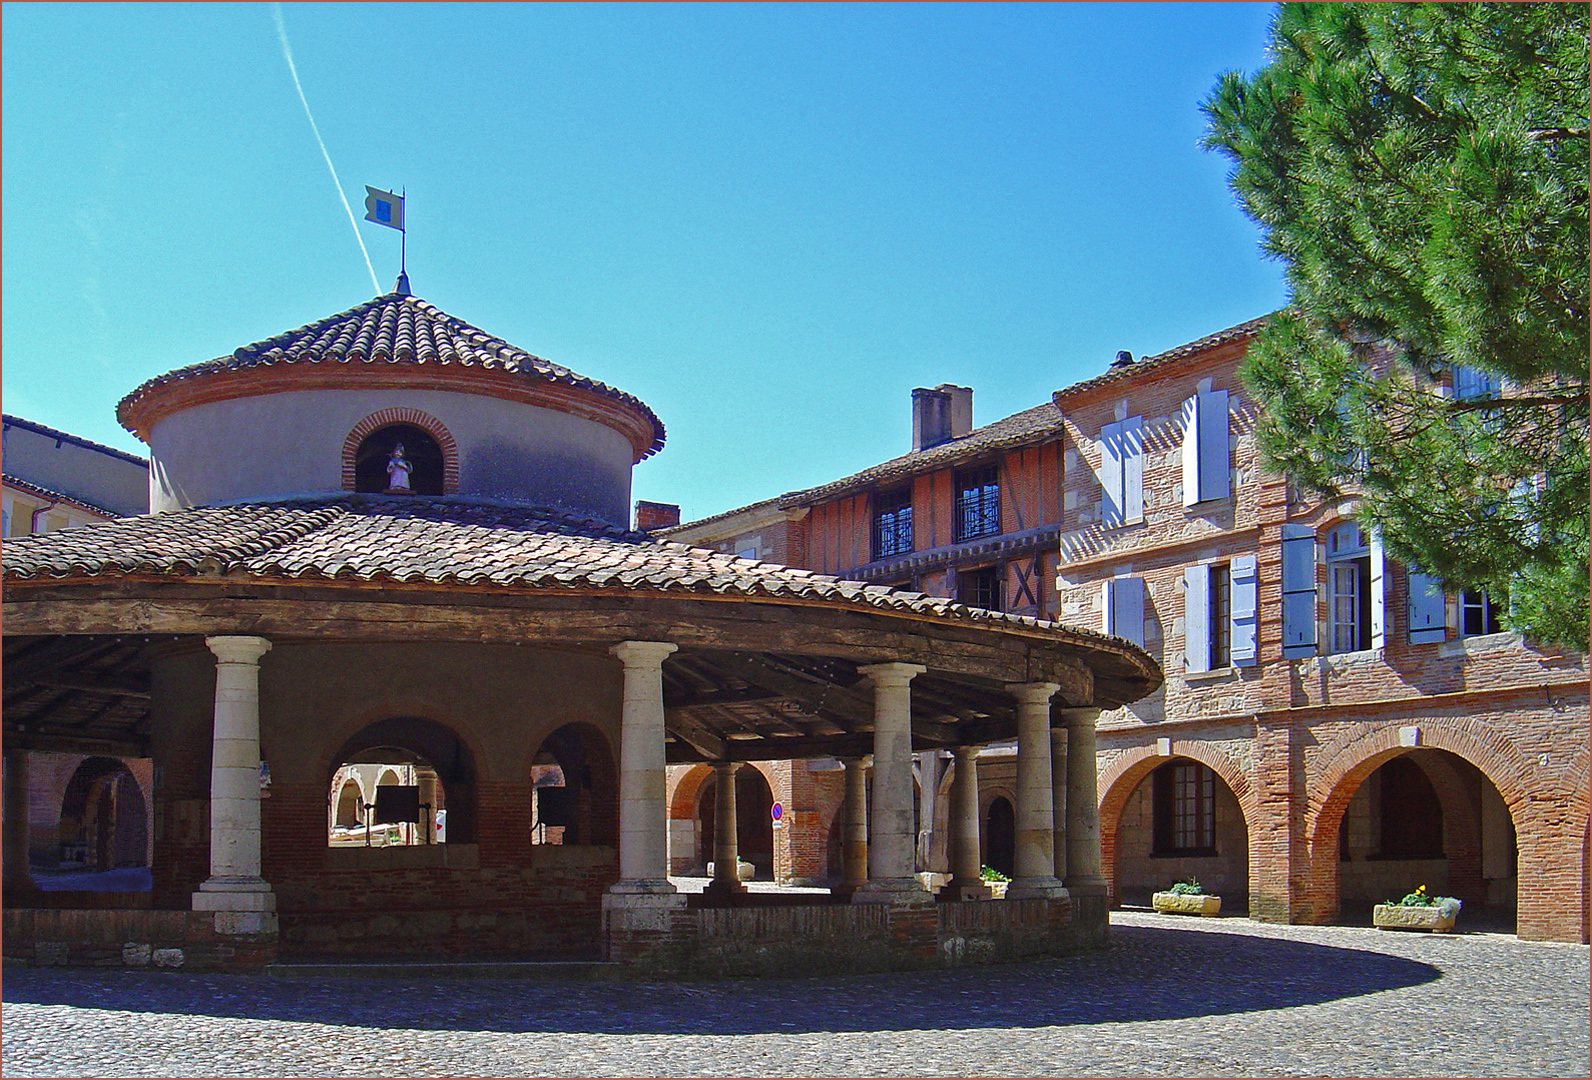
[271,3,381,294]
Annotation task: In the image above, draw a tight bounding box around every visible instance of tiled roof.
[2,415,149,466]
[1,495,1136,645]
[115,292,666,458]
[659,494,796,539]
[781,402,1067,508]
[1051,315,1269,402]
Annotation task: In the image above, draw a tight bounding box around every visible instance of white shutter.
[1407,570,1447,644]
[1122,416,1144,525]
[1198,389,1230,503]
[1229,553,1258,666]
[1281,523,1318,658]
[1369,532,1386,651]
[1181,396,1200,507]
[1184,565,1211,673]
[1100,579,1115,635]
[1100,421,1124,528]
[1101,576,1145,647]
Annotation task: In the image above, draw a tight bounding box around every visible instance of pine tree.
[1204,3,1590,650]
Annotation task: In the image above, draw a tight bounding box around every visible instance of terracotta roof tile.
[1050,315,1269,402]
[116,292,666,457]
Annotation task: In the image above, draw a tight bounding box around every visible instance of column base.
[851,877,931,905]
[1064,876,1109,898]
[937,876,993,902]
[606,878,678,896]
[702,876,747,898]
[1006,876,1068,900]
[192,878,278,934]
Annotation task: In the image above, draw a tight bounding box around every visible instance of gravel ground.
[3,911,1586,1077]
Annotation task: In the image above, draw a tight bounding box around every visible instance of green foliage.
[1204,3,1590,650]
[1168,877,1204,896]
[980,865,1010,883]
[1386,884,1462,918]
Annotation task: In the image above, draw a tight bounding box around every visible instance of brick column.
[1250,716,1303,922]
[1007,682,1066,899]
[1061,706,1107,897]
[853,662,929,902]
[1050,725,1068,882]
[704,762,745,897]
[607,640,678,894]
[192,635,277,933]
[938,745,991,900]
[3,749,35,895]
[832,755,870,897]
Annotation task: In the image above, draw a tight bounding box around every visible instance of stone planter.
[1152,892,1221,916]
[987,880,1009,899]
[1373,904,1457,933]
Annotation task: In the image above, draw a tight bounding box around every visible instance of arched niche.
[529,723,617,847]
[327,717,476,844]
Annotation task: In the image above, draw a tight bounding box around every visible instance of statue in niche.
[385,443,414,493]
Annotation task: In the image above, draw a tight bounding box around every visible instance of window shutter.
[1101,577,1145,647]
[1281,523,1317,658]
[1369,531,1386,651]
[1100,421,1124,528]
[1198,389,1230,503]
[1100,579,1115,636]
[1180,396,1200,508]
[1184,565,1210,673]
[1122,416,1143,525]
[1407,571,1446,644]
[1229,553,1258,666]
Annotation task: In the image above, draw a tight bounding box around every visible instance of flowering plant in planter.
[1154,877,1220,916]
[1374,885,1462,931]
[1167,877,1205,896]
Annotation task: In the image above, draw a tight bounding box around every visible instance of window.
[1181,386,1230,506]
[1153,761,1215,855]
[1327,524,1371,653]
[872,488,913,560]
[1453,365,1502,402]
[1209,564,1231,669]
[1461,589,1502,636]
[954,465,1000,541]
[957,565,1002,611]
[1281,524,1318,658]
[1099,416,1143,527]
[1183,555,1256,672]
[1407,570,1447,644]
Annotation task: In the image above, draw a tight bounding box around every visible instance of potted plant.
[1152,877,1222,916]
[1373,885,1461,932]
[980,865,1010,899]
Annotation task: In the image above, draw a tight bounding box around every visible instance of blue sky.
[3,3,1285,523]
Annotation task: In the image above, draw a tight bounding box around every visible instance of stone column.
[191,635,277,933]
[608,640,678,894]
[1062,707,1107,896]
[704,761,745,897]
[3,749,35,894]
[832,755,870,897]
[1006,682,1066,899]
[852,662,929,902]
[1050,725,1068,882]
[938,745,991,900]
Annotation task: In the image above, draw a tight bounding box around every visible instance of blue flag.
[363,186,404,231]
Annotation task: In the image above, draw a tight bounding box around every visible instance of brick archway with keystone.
[1097,742,1254,908]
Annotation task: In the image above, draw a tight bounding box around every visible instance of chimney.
[1110,350,1135,369]
[634,500,681,532]
[911,384,973,451]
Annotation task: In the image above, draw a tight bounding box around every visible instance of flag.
[363,186,404,231]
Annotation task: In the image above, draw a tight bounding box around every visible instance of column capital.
[610,640,678,668]
[952,744,981,762]
[857,661,926,688]
[712,760,741,777]
[1006,681,1060,705]
[205,635,272,665]
[1056,706,1102,728]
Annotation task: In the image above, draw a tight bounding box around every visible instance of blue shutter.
[1122,416,1143,525]
[1369,532,1386,651]
[1100,420,1124,528]
[1281,524,1318,658]
[1184,565,1210,673]
[1101,576,1145,647]
[1230,553,1258,666]
[1180,396,1200,508]
[1407,570,1447,644]
[1198,389,1230,503]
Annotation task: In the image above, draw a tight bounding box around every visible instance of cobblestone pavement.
[3,911,1587,1078]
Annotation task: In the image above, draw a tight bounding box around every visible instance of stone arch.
[58,757,149,873]
[528,722,618,847]
[1305,718,1539,928]
[1098,742,1253,906]
[328,716,477,844]
[341,408,459,493]
[333,777,363,828]
[692,764,776,880]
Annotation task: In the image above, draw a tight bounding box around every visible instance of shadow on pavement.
[2,921,1440,1036]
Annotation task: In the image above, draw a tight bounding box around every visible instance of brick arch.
[668,764,714,822]
[1097,742,1254,906]
[341,408,459,493]
[1303,718,1540,927]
